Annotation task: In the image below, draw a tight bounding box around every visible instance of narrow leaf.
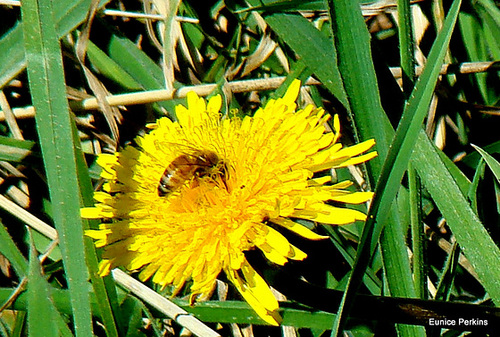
[472,144,500,185]
[21,0,93,335]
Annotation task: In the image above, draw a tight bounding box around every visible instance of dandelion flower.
[82,80,377,325]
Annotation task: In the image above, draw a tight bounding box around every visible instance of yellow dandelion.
[82,80,377,325]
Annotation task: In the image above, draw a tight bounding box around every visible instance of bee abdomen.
[157,150,226,197]
[158,165,193,196]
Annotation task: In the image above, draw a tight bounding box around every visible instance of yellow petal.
[259,244,288,265]
[272,217,328,240]
[265,227,290,256]
[98,259,112,276]
[333,151,378,168]
[282,79,301,105]
[329,191,374,204]
[93,191,112,203]
[308,176,332,186]
[334,139,376,160]
[85,229,109,240]
[292,204,367,225]
[225,260,281,326]
[332,114,341,143]
[80,207,103,219]
[312,204,367,225]
[96,154,118,179]
[207,94,222,115]
[288,245,307,260]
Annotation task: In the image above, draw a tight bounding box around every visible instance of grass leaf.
[328,0,462,334]
[471,144,500,185]
[0,0,110,87]
[0,220,28,277]
[27,242,59,337]
[21,0,93,335]
[413,132,500,305]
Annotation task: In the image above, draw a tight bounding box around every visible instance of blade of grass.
[472,144,500,184]
[322,226,382,295]
[435,242,460,301]
[412,131,500,304]
[249,6,348,108]
[378,210,419,337]
[397,0,416,96]
[86,40,143,91]
[327,0,462,334]
[409,163,426,299]
[436,147,471,195]
[104,31,177,112]
[121,297,151,337]
[427,241,461,337]
[475,0,500,42]
[0,0,111,88]
[468,159,485,213]
[462,140,500,168]
[21,0,92,335]
[27,236,59,337]
[458,12,491,103]
[0,136,36,163]
[322,0,406,335]
[72,120,120,337]
[0,221,28,278]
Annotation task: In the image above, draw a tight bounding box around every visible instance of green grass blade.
[328,0,462,334]
[471,144,500,184]
[322,1,393,158]
[412,131,500,304]
[322,226,382,295]
[236,0,325,13]
[106,34,165,90]
[0,0,110,88]
[244,1,348,107]
[121,297,149,337]
[409,164,426,299]
[397,0,416,95]
[462,140,500,168]
[72,121,120,337]
[435,242,460,301]
[436,147,471,195]
[323,0,408,336]
[0,26,25,89]
[86,40,142,91]
[0,221,28,277]
[458,13,491,103]
[0,136,36,163]
[370,0,462,233]
[84,30,176,112]
[468,160,485,213]
[475,0,500,32]
[263,13,348,107]
[21,0,92,335]
[27,238,59,337]
[378,211,420,336]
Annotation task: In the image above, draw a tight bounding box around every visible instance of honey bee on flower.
[82,80,377,325]
[157,148,228,197]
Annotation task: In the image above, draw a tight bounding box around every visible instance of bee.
[158,150,228,196]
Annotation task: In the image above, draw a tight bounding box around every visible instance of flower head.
[82,80,376,325]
